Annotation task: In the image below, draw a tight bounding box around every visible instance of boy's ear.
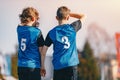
[56,16,59,20]
[31,17,35,21]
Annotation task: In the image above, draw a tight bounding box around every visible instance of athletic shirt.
[45,20,81,70]
[17,25,43,68]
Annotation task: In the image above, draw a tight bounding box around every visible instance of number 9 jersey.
[17,25,42,68]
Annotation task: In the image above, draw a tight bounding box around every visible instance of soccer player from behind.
[41,6,85,80]
[17,7,44,80]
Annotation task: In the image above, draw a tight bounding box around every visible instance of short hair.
[19,7,39,24]
[57,6,70,20]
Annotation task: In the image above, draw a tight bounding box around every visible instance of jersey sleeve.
[37,33,44,47]
[44,33,53,47]
[70,20,82,32]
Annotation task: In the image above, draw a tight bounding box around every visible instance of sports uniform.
[45,20,81,80]
[17,25,44,80]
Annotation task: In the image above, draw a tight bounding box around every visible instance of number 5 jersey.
[17,26,44,68]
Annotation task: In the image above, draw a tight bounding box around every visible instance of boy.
[41,6,85,80]
[17,7,44,80]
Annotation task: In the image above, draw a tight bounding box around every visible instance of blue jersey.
[49,24,79,69]
[17,26,41,68]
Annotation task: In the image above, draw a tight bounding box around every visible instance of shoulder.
[47,26,59,40]
[49,26,58,34]
[71,20,82,26]
[17,25,25,32]
[17,25,23,29]
[29,27,42,37]
[70,20,82,32]
[30,27,41,33]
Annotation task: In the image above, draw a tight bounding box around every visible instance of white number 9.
[21,38,26,51]
[62,36,70,49]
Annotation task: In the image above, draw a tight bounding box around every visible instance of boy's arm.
[37,33,46,76]
[40,33,53,77]
[40,46,48,77]
[69,13,85,20]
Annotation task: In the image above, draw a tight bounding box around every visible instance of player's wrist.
[41,66,45,69]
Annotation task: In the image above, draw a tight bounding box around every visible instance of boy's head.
[56,6,70,21]
[19,7,39,26]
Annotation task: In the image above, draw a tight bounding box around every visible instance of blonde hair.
[57,6,70,20]
[19,7,39,24]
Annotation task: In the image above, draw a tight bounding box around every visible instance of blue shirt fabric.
[17,26,41,68]
[48,20,81,70]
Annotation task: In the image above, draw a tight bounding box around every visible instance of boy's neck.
[21,22,34,26]
[58,20,68,25]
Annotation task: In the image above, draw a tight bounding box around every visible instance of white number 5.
[21,38,26,51]
[62,36,70,49]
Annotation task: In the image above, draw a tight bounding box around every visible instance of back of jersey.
[17,26,41,68]
[49,24,79,70]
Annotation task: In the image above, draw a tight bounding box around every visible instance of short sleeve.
[70,20,82,32]
[44,33,53,47]
[37,33,44,47]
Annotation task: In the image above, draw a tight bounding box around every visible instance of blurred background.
[0,0,120,80]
